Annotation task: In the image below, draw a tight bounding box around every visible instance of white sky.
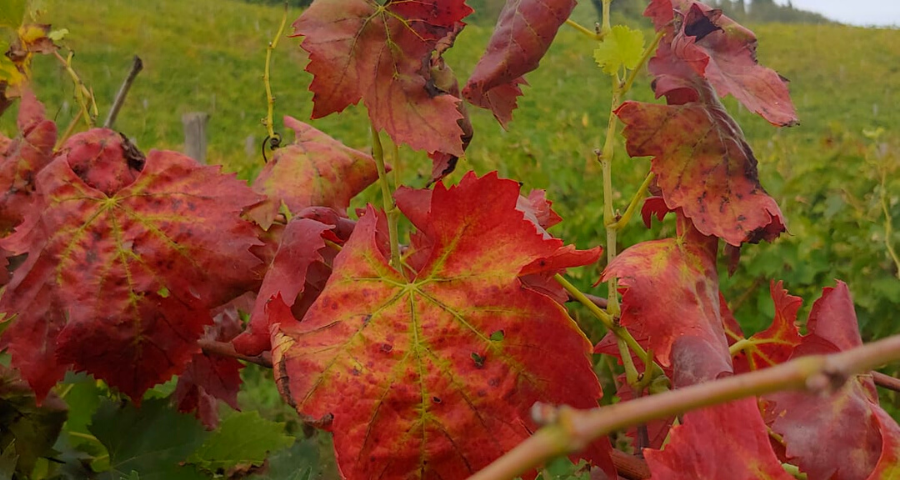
[773,0,900,27]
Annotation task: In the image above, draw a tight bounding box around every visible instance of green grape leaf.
[89,398,208,480]
[187,411,294,473]
[593,25,645,76]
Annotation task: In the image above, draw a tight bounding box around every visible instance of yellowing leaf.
[593,25,645,76]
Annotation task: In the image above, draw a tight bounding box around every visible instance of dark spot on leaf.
[432,396,441,404]
[362,314,372,325]
[477,390,487,397]
[488,378,499,387]
[684,9,723,42]
[351,367,360,376]
[381,343,392,353]
[471,352,485,368]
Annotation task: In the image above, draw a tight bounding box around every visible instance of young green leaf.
[186,411,293,473]
[270,172,615,480]
[593,25,645,76]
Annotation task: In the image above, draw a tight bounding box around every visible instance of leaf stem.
[609,172,655,232]
[564,19,602,41]
[469,333,900,480]
[54,108,83,151]
[621,30,664,95]
[728,338,752,357]
[262,3,288,146]
[103,55,143,129]
[371,125,402,269]
[198,339,273,368]
[53,50,96,129]
[554,274,663,380]
[601,0,612,36]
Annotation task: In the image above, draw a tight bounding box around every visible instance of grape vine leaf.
[868,408,900,479]
[270,172,615,479]
[248,117,380,229]
[186,411,293,474]
[761,282,896,480]
[731,281,802,373]
[89,398,208,480]
[463,0,575,127]
[233,217,336,357]
[593,25,645,76]
[647,0,798,127]
[0,89,56,235]
[427,28,474,185]
[616,70,786,246]
[644,399,794,479]
[601,214,732,386]
[0,364,67,478]
[0,130,264,402]
[174,301,246,429]
[292,0,470,155]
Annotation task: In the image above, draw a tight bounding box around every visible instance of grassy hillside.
[3,1,899,357]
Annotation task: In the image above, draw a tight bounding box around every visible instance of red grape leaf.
[645,399,794,479]
[762,282,887,480]
[462,0,574,127]
[732,281,802,373]
[601,214,731,386]
[640,196,672,229]
[270,172,615,479]
[0,89,56,235]
[292,0,470,155]
[616,76,785,246]
[647,0,798,127]
[248,117,380,229]
[868,408,900,479]
[233,218,335,357]
[175,298,249,429]
[0,132,263,402]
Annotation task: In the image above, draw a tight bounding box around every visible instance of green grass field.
[4,0,900,379]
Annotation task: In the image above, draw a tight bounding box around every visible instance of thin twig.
[874,371,900,392]
[103,56,143,129]
[198,339,273,368]
[468,333,900,480]
[610,450,650,480]
[262,3,288,148]
[53,50,97,128]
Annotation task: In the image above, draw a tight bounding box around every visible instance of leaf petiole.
[262,3,288,147]
[564,19,603,41]
[371,125,402,270]
[609,172,655,232]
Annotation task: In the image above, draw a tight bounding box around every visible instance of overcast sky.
[773,0,900,27]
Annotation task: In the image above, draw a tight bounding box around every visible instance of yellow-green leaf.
[593,25,645,76]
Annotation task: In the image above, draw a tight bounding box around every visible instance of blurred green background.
[2,0,898,440]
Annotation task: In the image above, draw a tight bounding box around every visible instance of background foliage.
[1,0,898,476]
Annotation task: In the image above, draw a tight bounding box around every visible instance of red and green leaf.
[270,172,614,480]
[732,281,802,373]
[616,75,785,246]
[645,399,794,479]
[292,0,470,155]
[647,0,798,126]
[762,282,898,480]
[602,214,732,386]
[0,130,263,402]
[0,89,56,235]
[175,298,251,429]
[248,117,380,229]
[463,0,574,127]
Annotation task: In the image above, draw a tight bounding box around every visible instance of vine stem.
[467,333,900,480]
[197,339,273,368]
[103,55,143,129]
[371,125,402,269]
[600,84,623,318]
[262,3,288,144]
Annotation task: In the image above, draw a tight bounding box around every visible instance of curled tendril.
[261,132,282,163]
